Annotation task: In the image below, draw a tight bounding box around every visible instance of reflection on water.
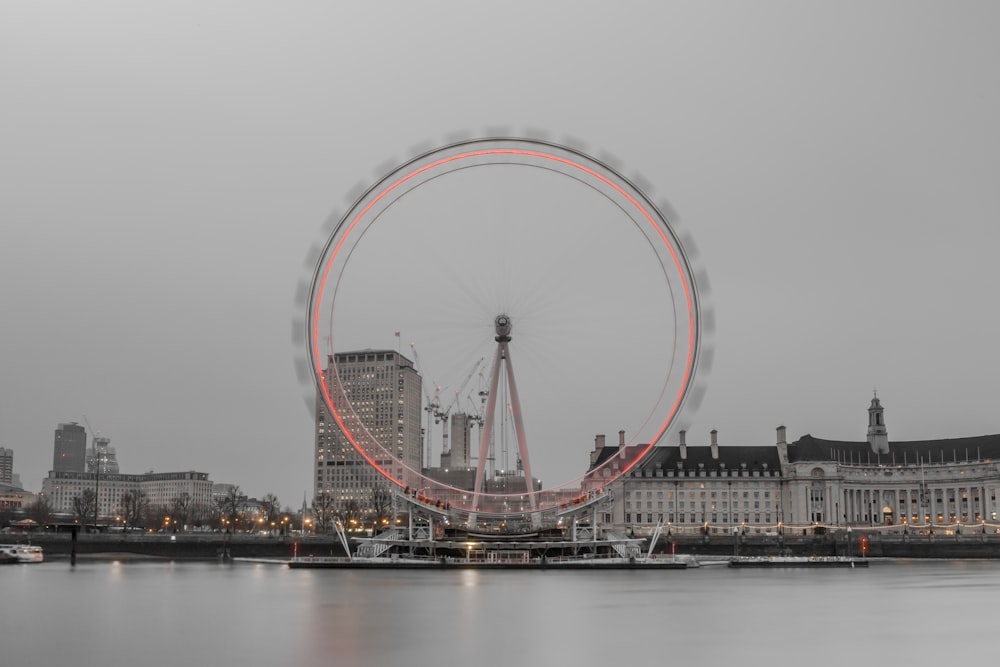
[2,559,998,667]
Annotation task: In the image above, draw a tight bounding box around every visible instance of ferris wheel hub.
[494,314,512,342]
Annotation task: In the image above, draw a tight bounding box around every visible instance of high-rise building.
[449,412,474,468]
[315,350,422,514]
[53,422,87,473]
[0,447,13,485]
[439,412,474,470]
[86,436,120,475]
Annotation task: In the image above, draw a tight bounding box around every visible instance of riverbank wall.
[11,532,347,560]
[10,530,1000,560]
[656,531,1000,559]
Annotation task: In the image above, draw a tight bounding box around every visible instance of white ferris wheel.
[299,135,709,526]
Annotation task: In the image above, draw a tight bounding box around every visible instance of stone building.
[589,395,1000,535]
[41,470,213,521]
[589,428,783,532]
[781,395,1000,528]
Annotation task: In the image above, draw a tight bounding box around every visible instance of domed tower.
[867,392,889,454]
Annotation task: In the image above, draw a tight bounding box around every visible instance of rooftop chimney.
[679,429,687,460]
[710,429,719,459]
[618,430,625,447]
[590,434,606,467]
[776,425,789,465]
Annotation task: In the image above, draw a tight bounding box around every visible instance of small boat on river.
[0,544,44,563]
[729,555,867,568]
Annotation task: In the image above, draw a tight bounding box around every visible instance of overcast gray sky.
[3,1,999,508]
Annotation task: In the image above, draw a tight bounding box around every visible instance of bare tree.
[146,504,172,531]
[216,486,243,532]
[369,485,394,533]
[170,492,193,529]
[72,489,97,525]
[336,499,363,532]
[312,491,335,534]
[26,496,52,525]
[261,493,280,523]
[120,489,148,528]
[139,502,159,529]
[190,502,214,528]
[201,501,222,531]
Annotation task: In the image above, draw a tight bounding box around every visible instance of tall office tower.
[315,350,422,514]
[0,447,13,485]
[448,412,473,468]
[86,436,120,475]
[53,422,87,473]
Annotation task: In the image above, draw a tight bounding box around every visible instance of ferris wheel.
[298,135,709,524]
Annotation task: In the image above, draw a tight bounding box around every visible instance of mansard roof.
[640,444,782,474]
[591,444,782,475]
[789,433,1000,464]
[588,443,634,469]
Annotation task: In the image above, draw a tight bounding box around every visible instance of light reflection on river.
[2,559,997,667]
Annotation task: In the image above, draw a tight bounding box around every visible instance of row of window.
[625,489,771,500]
[624,513,772,524]
[625,500,773,511]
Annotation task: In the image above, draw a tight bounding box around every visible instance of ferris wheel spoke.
[303,136,708,524]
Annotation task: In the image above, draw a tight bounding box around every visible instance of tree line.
[7,486,289,533]
[311,484,394,534]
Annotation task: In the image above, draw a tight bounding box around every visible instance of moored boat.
[729,555,867,568]
[0,544,44,563]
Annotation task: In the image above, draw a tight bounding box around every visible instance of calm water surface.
[2,558,997,667]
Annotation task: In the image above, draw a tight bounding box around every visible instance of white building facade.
[41,470,213,520]
[591,396,1000,536]
[780,396,1000,529]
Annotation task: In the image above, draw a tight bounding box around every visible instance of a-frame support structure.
[470,315,538,524]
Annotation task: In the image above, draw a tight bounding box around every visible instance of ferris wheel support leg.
[470,345,504,527]
[502,343,539,517]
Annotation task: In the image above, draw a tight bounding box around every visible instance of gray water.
[2,559,997,667]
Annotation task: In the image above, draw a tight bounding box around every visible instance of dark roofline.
[589,443,782,476]
[789,433,1000,463]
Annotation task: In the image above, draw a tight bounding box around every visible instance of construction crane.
[82,414,101,526]
[82,415,98,442]
[435,357,485,459]
[470,367,491,473]
[465,395,485,432]
[410,343,443,468]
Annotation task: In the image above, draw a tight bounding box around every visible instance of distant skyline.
[3,2,1000,507]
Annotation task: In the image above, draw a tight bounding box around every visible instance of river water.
[2,558,997,667]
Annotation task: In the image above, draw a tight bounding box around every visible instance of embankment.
[12,530,1000,561]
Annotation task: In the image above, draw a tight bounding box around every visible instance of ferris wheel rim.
[307,136,704,511]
